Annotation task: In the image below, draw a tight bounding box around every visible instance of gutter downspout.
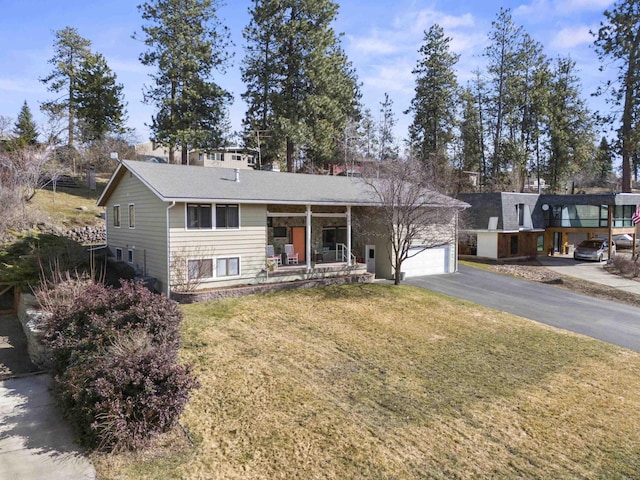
[306,205,312,272]
[454,209,459,273]
[166,201,176,297]
[347,205,352,266]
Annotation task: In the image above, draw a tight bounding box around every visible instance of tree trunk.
[286,138,294,172]
[621,29,640,193]
[181,144,188,165]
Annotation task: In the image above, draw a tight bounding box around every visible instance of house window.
[322,227,347,251]
[115,247,123,261]
[231,154,242,161]
[510,235,519,255]
[216,204,239,229]
[537,234,544,252]
[217,257,240,277]
[247,155,256,166]
[128,249,134,264]
[128,204,135,228]
[599,205,609,228]
[113,205,121,227]
[614,205,635,227]
[516,204,525,227]
[208,152,222,161]
[187,204,213,229]
[188,259,213,280]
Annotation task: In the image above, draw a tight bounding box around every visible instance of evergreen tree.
[75,53,127,144]
[378,93,398,162]
[12,101,39,149]
[468,70,488,188]
[40,27,92,150]
[593,0,640,192]
[546,56,594,192]
[512,33,550,191]
[241,0,283,168]
[483,8,525,188]
[458,88,483,185]
[137,0,232,164]
[359,107,378,160]
[242,0,360,172]
[407,24,459,184]
[595,136,613,186]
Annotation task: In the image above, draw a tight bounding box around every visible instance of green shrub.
[42,280,198,452]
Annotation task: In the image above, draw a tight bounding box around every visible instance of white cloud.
[556,0,614,14]
[550,25,595,49]
[361,61,415,96]
[515,0,613,19]
[0,78,43,94]
[349,35,400,56]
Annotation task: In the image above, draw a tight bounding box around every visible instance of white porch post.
[306,204,312,271]
[347,205,352,266]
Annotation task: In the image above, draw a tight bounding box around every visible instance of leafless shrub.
[170,246,212,293]
[358,159,464,284]
[32,261,93,315]
[610,254,640,278]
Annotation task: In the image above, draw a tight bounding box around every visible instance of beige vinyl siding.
[105,171,169,291]
[169,202,267,289]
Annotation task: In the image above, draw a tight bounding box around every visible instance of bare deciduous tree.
[0,146,58,237]
[359,160,465,284]
[169,246,213,293]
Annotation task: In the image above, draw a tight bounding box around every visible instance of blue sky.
[0,0,615,145]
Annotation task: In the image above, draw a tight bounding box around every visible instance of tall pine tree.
[593,0,640,192]
[407,24,459,185]
[242,0,360,172]
[40,27,91,150]
[75,52,127,144]
[137,0,232,164]
[546,56,594,192]
[483,8,524,189]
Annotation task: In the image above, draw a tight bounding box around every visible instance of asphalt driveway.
[406,265,640,352]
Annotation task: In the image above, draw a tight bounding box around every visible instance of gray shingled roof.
[98,160,468,208]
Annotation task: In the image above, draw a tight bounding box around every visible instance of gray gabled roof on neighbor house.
[97,160,469,208]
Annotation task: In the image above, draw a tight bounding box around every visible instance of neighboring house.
[134,141,170,163]
[97,161,466,296]
[458,192,640,259]
[188,146,257,170]
[134,143,258,169]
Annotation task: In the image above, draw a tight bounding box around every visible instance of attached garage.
[402,246,450,277]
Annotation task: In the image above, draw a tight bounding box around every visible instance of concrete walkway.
[0,373,96,479]
[0,314,41,380]
[536,254,640,295]
[0,313,96,480]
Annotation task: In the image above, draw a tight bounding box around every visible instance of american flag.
[633,205,640,225]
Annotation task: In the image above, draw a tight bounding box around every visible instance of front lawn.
[92,284,640,479]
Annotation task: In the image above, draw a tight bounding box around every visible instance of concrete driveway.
[0,374,95,479]
[406,265,640,352]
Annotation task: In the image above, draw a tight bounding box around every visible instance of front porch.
[266,204,361,272]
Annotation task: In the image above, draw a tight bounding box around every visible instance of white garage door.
[402,246,448,277]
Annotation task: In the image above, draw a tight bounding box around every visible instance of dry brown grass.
[28,181,106,229]
[91,284,640,479]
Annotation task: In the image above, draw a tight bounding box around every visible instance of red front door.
[292,227,306,262]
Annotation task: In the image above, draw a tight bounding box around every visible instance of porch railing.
[336,243,357,265]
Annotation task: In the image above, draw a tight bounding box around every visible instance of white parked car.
[612,234,640,249]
